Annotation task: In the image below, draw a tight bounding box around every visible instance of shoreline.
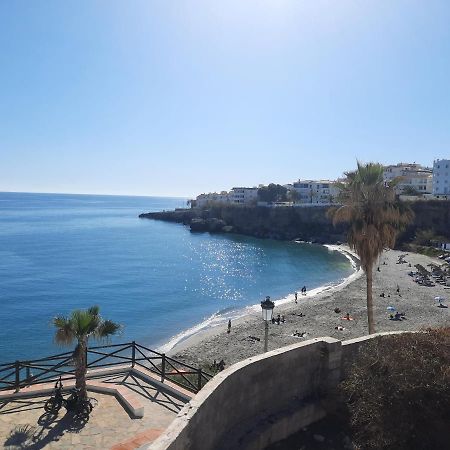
[161,244,362,356]
[169,248,449,368]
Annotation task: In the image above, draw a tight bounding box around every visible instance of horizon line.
[0,190,190,199]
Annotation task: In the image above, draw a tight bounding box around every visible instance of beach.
[169,248,450,368]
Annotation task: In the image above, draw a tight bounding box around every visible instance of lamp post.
[261,296,275,352]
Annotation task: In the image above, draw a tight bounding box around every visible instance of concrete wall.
[149,332,407,450]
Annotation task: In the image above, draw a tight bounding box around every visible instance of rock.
[206,218,226,232]
[190,218,207,232]
[313,434,325,443]
[343,435,353,449]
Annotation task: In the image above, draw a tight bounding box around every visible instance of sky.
[1,0,449,197]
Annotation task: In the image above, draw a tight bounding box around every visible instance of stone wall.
[148,332,405,450]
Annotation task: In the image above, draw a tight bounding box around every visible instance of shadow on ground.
[4,410,88,449]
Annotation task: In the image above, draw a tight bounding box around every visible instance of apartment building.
[432,159,450,195]
[292,180,339,205]
[230,187,258,204]
[383,163,432,195]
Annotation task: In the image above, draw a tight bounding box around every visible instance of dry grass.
[341,328,450,450]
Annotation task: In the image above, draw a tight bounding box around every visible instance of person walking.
[227,319,231,334]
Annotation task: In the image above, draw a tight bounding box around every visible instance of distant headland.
[139,199,450,248]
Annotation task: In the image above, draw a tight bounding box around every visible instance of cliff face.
[140,200,450,245]
[140,205,346,243]
[400,200,450,242]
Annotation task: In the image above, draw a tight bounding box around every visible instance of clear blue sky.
[1,1,449,197]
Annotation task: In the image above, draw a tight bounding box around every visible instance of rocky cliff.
[139,200,450,245]
[139,205,346,243]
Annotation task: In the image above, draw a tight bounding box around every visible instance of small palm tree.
[331,162,413,334]
[53,306,121,399]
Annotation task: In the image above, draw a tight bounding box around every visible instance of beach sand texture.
[170,249,449,368]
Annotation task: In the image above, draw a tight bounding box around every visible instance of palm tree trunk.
[75,340,88,400]
[366,267,375,334]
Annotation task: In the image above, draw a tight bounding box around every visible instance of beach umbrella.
[387,306,396,312]
[434,296,445,302]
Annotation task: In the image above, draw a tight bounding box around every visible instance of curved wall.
[149,332,405,450]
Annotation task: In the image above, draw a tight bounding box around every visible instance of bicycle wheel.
[44,398,61,413]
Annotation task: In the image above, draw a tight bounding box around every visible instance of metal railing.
[0,341,212,394]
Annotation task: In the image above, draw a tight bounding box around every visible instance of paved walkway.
[0,372,185,449]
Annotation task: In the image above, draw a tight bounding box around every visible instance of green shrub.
[341,329,450,450]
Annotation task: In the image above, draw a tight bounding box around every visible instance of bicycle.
[44,377,97,418]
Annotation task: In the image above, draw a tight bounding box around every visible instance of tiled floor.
[0,373,185,449]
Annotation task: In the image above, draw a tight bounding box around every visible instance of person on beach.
[294,291,298,303]
[276,314,281,325]
[301,286,307,295]
[281,315,285,323]
[293,330,306,337]
[227,319,231,334]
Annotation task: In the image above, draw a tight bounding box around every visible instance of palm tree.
[53,306,121,399]
[331,162,413,334]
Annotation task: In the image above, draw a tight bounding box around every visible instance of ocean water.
[0,192,354,364]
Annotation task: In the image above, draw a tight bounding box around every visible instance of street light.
[261,296,275,352]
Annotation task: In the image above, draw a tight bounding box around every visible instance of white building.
[195,191,232,208]
[383,163,432,195]
[230,187,258,204]
[432,159,450,196]
[292,180,339,205]
[194,187,258,207]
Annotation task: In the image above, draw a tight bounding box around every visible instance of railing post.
[14,361,20,393]
[197,368,202,392]
[26,365,31,383]
[131,341,136,368]
[161,354,166,383]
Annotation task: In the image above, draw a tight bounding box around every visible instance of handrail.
[0,341,213,394]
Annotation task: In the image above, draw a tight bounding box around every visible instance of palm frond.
[94,320,122,341]
[52,306,122,347]
[53,316,75,346]
[87,305,100,317]
[331,161,413,271]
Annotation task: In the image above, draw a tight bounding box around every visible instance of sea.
[0,192,355,364]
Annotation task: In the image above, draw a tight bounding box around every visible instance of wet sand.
[169,248,449,369]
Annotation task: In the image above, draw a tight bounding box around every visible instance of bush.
[341,329,450,450]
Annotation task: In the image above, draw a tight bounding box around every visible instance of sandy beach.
[169,248,450,369]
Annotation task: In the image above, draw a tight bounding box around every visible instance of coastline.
[169,248,449,368]
[161,244,362,356]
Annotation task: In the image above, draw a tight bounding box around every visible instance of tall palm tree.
[331,162,413,334]
[53,306,121,399]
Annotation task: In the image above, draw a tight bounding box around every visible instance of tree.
[331,162,413,333]
[257,184,288,203]
[53,306,121,399]
[286,189,299,203]
[402,185,419,196]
